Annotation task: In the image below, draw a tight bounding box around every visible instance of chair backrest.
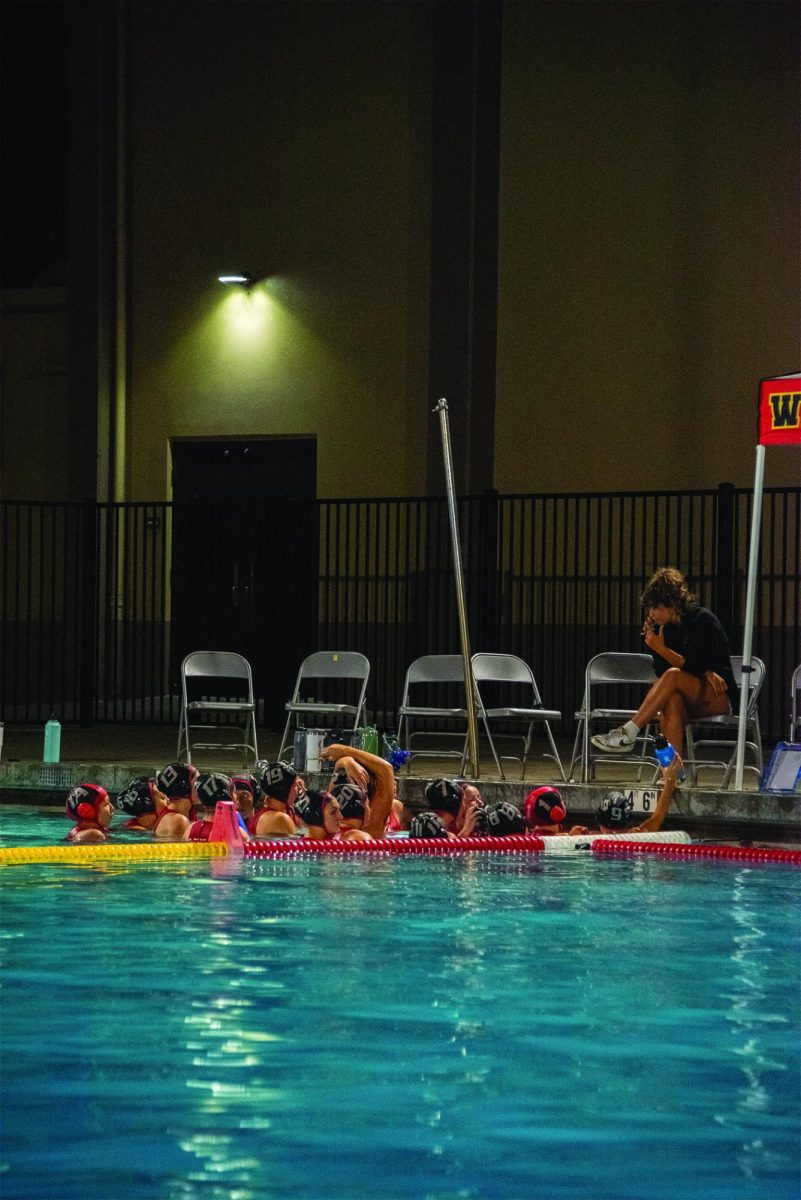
[471,652,542,707]
[181,651,254,701]
[731,655,766,714]
[297,651,370,683]
[183,651,252,681]
[792,663,801,738]
[472,652,532,687]
[586,652,656,688]
[404,655,466,688]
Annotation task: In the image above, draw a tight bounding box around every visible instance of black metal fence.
[1,484,798,744]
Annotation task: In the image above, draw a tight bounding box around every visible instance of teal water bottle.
[43,716,61,764]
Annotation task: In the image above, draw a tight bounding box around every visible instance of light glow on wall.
[216,286,274,348]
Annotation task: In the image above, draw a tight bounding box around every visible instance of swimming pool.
[1,809,799,1200]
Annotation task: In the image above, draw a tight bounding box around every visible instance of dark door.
[170,438,318,727]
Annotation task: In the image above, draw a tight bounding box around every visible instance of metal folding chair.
[569,651,657,783]
[684,655,766,788]
[177,650,259,765]
[396,655,469,768]
[278,651,370,759]
[791,663,801,743]
[471,652,565,781]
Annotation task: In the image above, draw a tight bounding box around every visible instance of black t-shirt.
[652,606,736,701]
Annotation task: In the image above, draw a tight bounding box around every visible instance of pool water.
[1,809,799,1200]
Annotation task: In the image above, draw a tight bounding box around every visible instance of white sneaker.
[591,726,636,753]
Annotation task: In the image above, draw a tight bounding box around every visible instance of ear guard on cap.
[596,790,634,828]
[424,778,463,816]
[156,762,199,799]
[259,761,298,802]
[523,786,566,827]
[115,777,156,817]
[332,781,367,819]
[196,772,235,806]
[66,784,109,822]
[409,811,449,839]
[294,788,331,827]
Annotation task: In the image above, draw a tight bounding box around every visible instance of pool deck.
[1,724,799,847]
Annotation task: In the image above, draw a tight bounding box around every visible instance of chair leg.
[278,710,294,762]
[683,723,698,785]
[480,713,505,780]
[178,707,192,763]
[567,718,584,782]
[247,712,259,766]
[542,721,567,782]
[582,706,592,784]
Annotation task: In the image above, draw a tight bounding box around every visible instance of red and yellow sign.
[759,372,801,446]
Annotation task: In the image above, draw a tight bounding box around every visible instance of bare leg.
[659,691,688,754]
[634,668,730,737]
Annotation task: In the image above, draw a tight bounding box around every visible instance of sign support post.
[735,372,801,790]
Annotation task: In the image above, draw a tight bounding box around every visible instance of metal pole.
[434,398,480,777]
[734,444,765,790]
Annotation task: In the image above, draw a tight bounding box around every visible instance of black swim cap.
[424,778,463,816]
[294,788,332,827]
[196,772,235,807]
[596,790,634,829]
[333,781,367,820]
[157,762,199,799]
[66,783,109,822]
[115,776,156,817]
[409,811,449,839]
[259,761,298,802]
[483,801,526,836]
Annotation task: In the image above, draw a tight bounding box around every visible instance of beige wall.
[128,0,432,501]
[496,0,800,493]
[0,290,69,500]
[3,3,798,504]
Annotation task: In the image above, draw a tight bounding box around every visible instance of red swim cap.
[523,786,566,828]
[66,783,109,822]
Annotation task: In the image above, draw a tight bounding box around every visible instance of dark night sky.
[0,1,70,286]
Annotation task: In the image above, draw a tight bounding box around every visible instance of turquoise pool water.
[1,809,799,1200]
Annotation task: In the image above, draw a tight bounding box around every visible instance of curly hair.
[641,567,697,616]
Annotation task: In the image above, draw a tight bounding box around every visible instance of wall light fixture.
[217,273,254,288]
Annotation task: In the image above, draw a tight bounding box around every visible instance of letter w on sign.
[759,374,801,446]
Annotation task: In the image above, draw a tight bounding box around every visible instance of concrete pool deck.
[1,723,799,846]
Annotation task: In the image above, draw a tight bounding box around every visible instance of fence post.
[79,498,98,724]
[715,482,735,636]
[478,487,499,648]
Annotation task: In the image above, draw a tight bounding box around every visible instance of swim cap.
[483,801,526,836]
[596,790,634,829]
[259,761,299,802]
[523,786,567,828]
[195,772,235,807]
[156,762,199,800]
[424,778,463,816]
[66,783,109,822]
[115,776,156,817]
[333,781,367,820]
[231,772,262,804]
[330,765,349,789]
[294,788,333,827]
[409,811,449,839]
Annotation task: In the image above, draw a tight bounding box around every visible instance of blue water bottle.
[653,734,685,781]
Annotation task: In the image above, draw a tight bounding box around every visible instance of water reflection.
[717,871,794,1181]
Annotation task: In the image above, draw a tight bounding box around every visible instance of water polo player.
[523,786,568,835]
[252,761,303,837]
[65,783,114,844]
